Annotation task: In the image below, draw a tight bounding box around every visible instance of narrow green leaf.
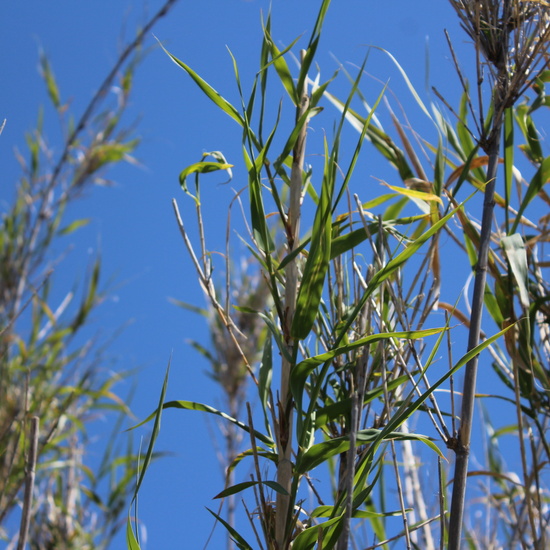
[168,298,208,317]
[382,182,442,204]
[329,214,423,260]
[40,53,61,108]
[58,218,91,237]
[264,33,298,105]
[179,160,233,202]
[501,234,530,308]
[296,0,333,97]
[311,505,407,519]
[456,91,476,160]
[131,399,274,447]
[291,137,334,339]
[159,41,244,127]
[258,336,273,439]
[333,58,385,211]
[273,106,322,175]
[126,513,141,550]
[309,70,338,109]
[511,155,550,233]
[214,480,288,499]
[206,508,254,550]
[320,75,416,184]
[373,46,433,122]
[133,358,170,499]
[516,104,543,164]
[244,145,275,253]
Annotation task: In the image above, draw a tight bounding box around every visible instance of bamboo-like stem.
[247,404,270,545]
[448,130,501,549]
[336,392,358,550]
[17,416,39,550]
[275,54,309,550]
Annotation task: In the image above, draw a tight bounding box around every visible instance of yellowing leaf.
[381,181,443,204]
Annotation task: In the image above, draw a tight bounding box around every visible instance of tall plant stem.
[17,417,39,550]
[275,78,309,549]
[448,129,501,549]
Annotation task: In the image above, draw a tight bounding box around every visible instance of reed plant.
[131,1,550,548]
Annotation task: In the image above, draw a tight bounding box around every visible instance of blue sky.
[1,1,504,548]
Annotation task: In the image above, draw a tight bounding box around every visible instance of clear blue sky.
[1,1,492,548]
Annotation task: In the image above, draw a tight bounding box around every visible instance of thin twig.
[172,199,258,385]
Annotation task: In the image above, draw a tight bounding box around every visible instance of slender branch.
[172,199,258,384]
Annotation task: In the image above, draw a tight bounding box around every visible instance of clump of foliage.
[0,2,179,548]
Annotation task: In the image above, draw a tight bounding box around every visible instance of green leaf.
[179,160,233,203]
[40,53,61,108]
[332,58,385,211]
[159,41,245,127]
[501,234,530,308]
[58,218,91,236]
[244,146,275,253]
[291,137,334,339]
[296,0,333,98]
[88,140,138,171]
[382,182,442,205]
[226,447,279,478]
[273,106,322,176]
[214,480,288,499]
[516,104,543,164]
[126,513,141,550]
[329,214,423,259]
[126,359,171,548]
[131,400,274,447]
[258,337,273,439]
[262,29,299,105]
[309,70,338,109]
[311,505,409,518]
[333,198,465,348]
[206,508,254,550]
[321,91,414,182]
[133,359,170,499]
[511,155,550,234]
